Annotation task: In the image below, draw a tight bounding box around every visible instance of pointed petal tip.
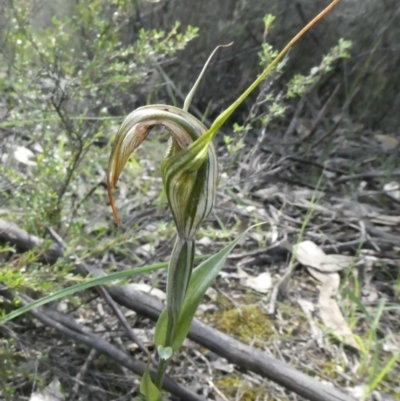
[107,174,121,226]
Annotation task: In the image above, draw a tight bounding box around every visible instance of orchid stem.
[155,237,195,389]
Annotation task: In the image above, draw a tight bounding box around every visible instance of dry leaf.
[346,385,367,400]
[382,337,400,353]
[369,213,400,226]
[321,254,356,272]
[295,240,354,273]
[198,236,213,246]
[253,185,280,199]
[13,146,37,166]
[210,358,235,373]
[241,272,272,293]
[383,181,400,202]
[124,283,166,301]
[29,379,64,401]
[205,287,218,301]
[375,134,399,151]
[126,328,154,350]
[295,240,325,265]
[291,189,325,202]
[318,273,360,350]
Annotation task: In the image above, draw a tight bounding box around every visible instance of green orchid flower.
[107,104,218,240]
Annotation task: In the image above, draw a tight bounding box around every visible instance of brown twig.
[267,260,299,316]
[303,83,341,145]
[335,169,400,184]
[70,347,98,399]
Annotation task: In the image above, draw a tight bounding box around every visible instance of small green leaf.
[140,361,162,401]
[157,345,173,360]
[154,308,168,347]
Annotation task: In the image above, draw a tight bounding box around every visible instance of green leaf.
[0,261,168,325]
[154,308,168,347]
[155,224,261,350]
[140,361,162,401]
[157,345,173,361]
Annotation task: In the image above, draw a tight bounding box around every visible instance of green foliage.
[214,374,267,401]
[258,43,279,68]
[140,361,162,401]
[343,288,400,396]
[0,0,196,290]
[287,38,352,98]
[0,3,339,393]
[5,2,384,400]
[227,19,351,159]
[0,338,18,398]
[212,305,276,344]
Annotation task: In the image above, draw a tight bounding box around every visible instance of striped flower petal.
[107,104,218,238]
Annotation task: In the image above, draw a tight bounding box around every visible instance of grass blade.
[0,261,167,325]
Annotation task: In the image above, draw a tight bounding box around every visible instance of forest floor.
[1,110,400,401]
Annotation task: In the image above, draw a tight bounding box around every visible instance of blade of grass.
[369,349,400,391]
[342,287,372,323]
[0,261,168,325]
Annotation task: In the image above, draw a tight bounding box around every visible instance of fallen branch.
[0,219,62,264]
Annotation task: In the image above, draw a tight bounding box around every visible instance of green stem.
[154,359,169,389]
[155,236,195,389]
[165,237,195,345]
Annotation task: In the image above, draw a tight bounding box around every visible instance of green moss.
[215,294,234,310]
[211,304,277,345]
[321,360,339,380]
[214,375,262,401]
[214,374,290,401]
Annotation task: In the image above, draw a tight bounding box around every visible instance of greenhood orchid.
[106,0,341,397]
[107,105,218,240]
